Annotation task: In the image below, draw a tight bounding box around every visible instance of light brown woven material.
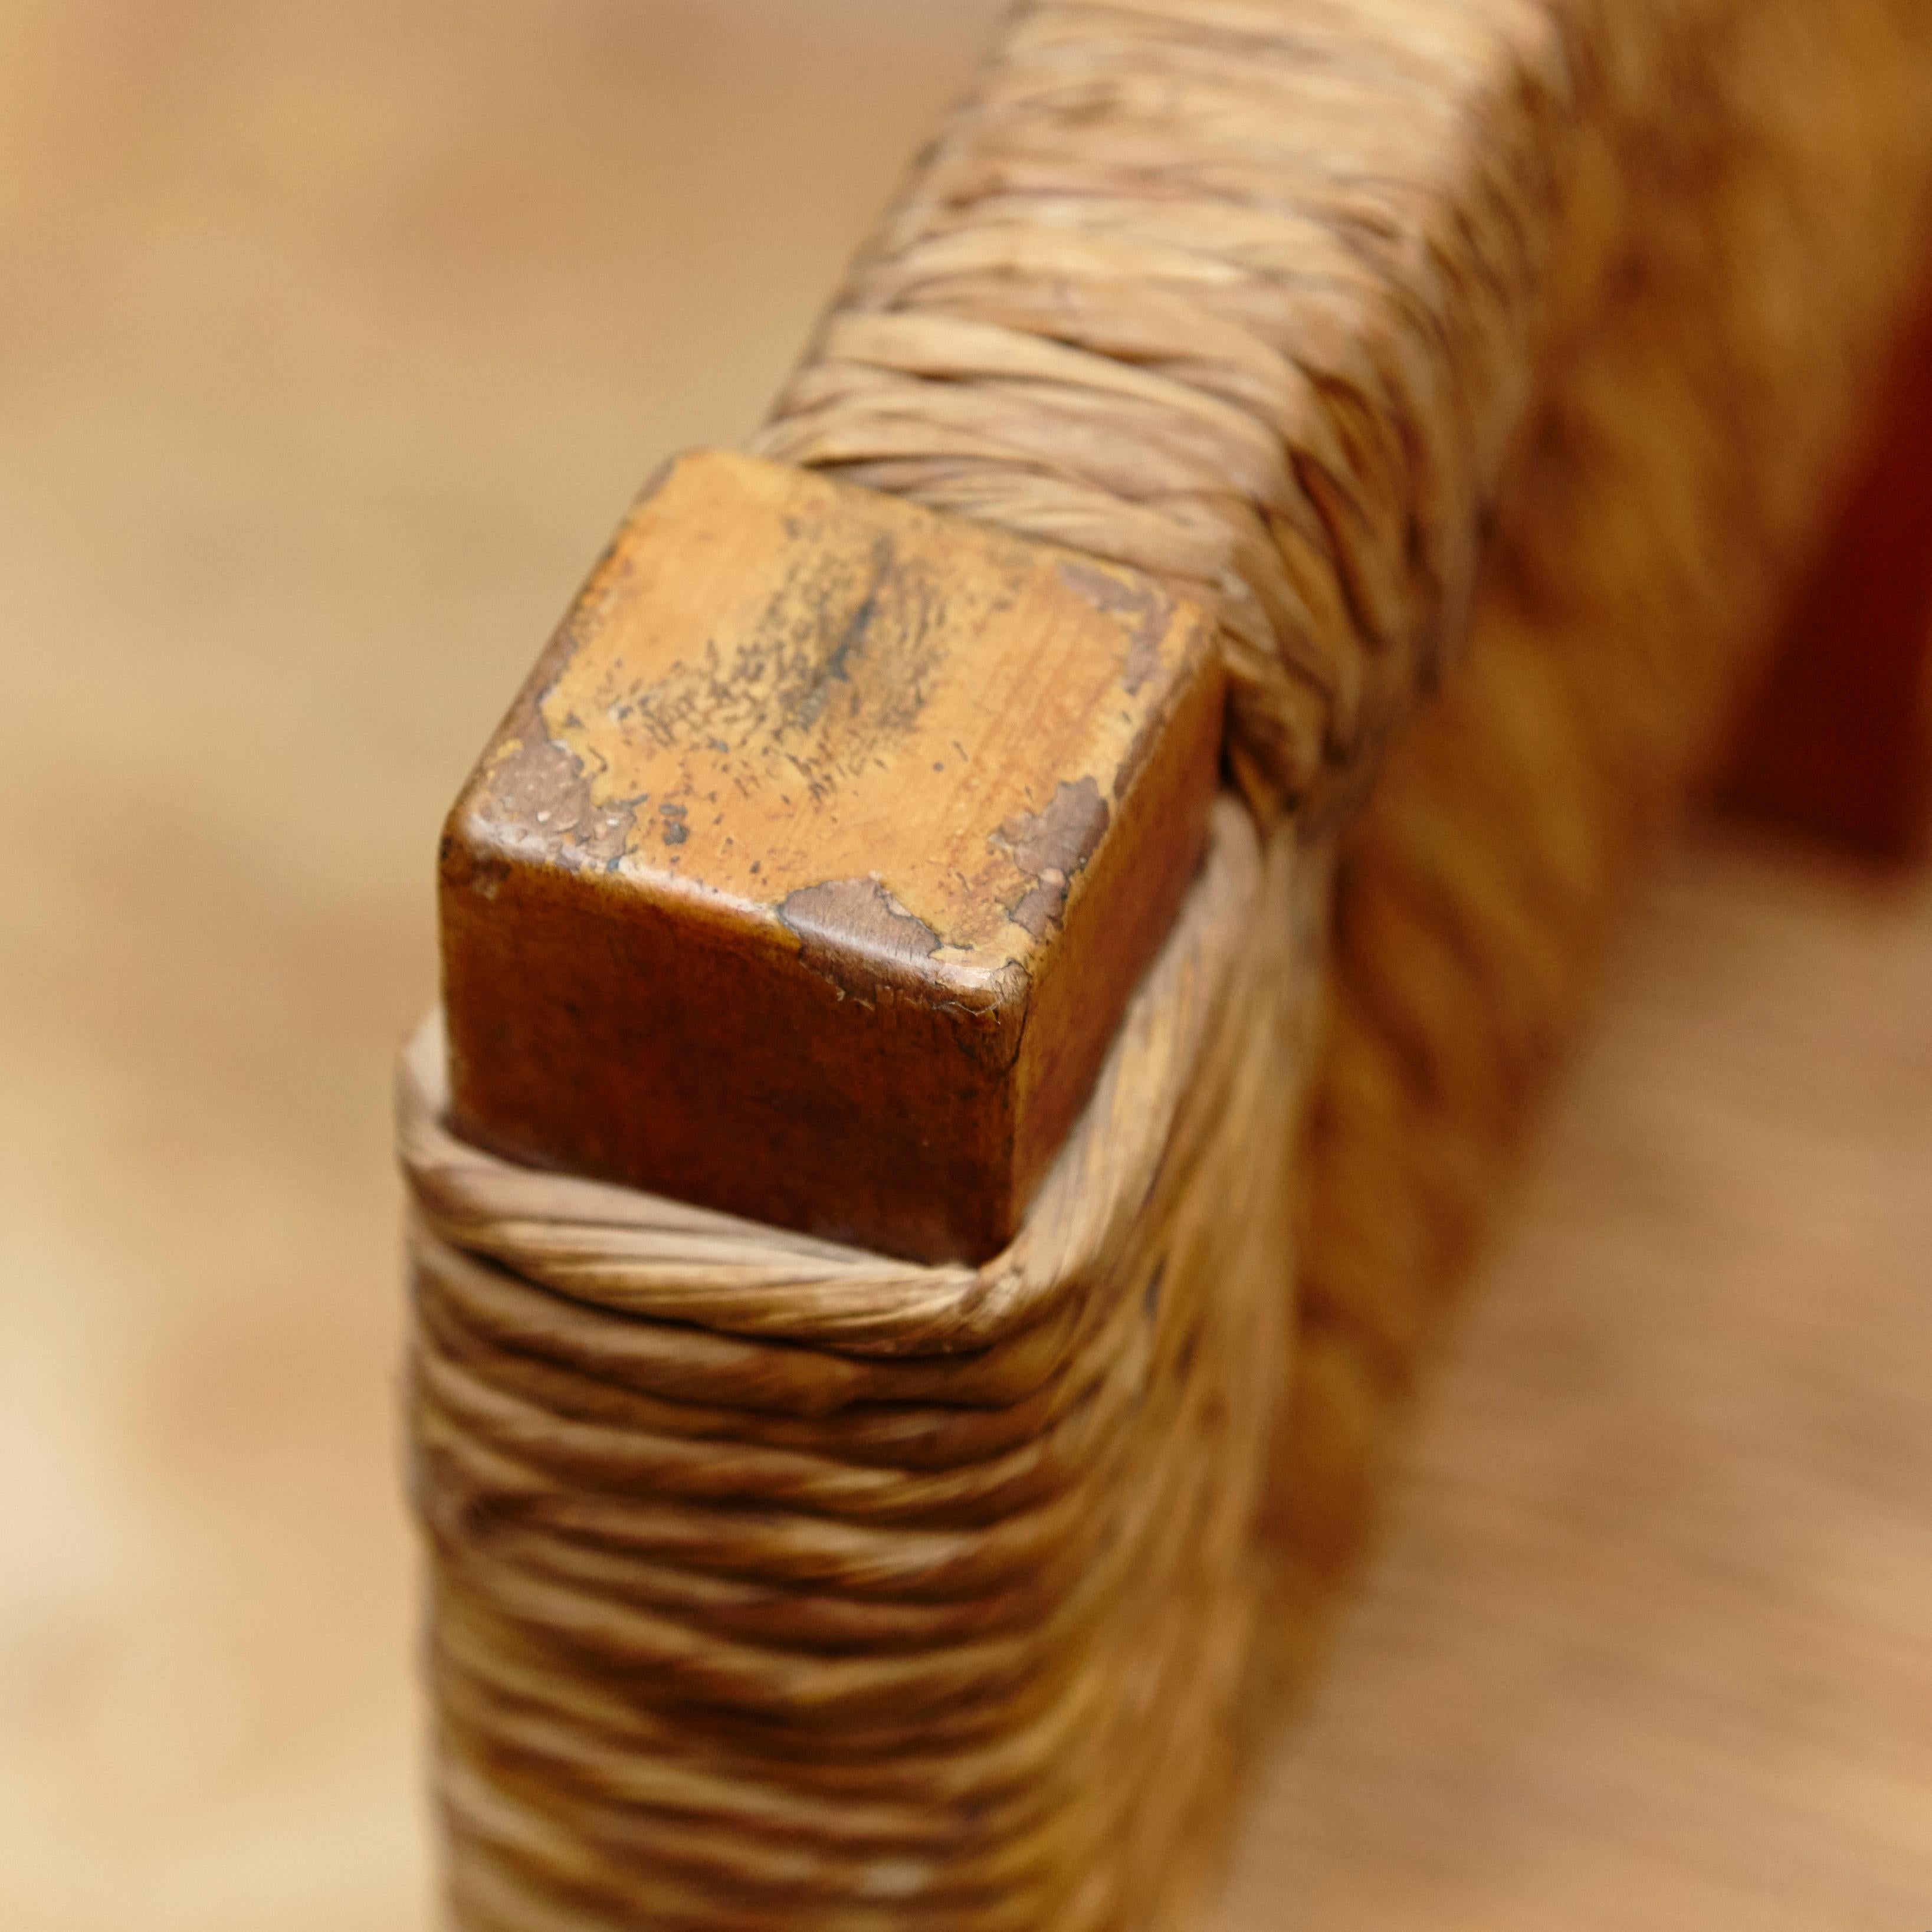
[1280,0,1932,1587]
[405,0,1932,1926]
[408,808,1321,1929]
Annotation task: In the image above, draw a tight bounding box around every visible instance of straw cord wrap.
[407,813,1323,1928]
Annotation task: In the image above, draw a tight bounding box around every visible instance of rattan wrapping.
[1281,0,1932,1589]
[407,806,1321,1928]
[405,0,1932,1924]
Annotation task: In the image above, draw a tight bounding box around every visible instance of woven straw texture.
[409,807,1317,1928]
[405,1,1932,1926]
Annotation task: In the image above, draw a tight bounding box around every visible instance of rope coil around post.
[406,811,1323,1929]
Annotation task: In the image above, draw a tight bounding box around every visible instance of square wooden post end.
[438,450,1225,1263]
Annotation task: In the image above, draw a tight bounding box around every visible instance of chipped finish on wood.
[439,450,1223,1261]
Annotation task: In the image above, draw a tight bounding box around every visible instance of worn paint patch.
[779,876,943,1002]
[991,777,1111,938]
[470,729,638,874]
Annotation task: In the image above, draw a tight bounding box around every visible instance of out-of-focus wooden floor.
[1,5,1926,1929]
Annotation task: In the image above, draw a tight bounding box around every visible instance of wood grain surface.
[2,5,1927,1929]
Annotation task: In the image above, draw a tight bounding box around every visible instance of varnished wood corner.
[439,449,1225,1261]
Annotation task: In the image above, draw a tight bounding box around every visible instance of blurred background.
[1,4,1927,1930]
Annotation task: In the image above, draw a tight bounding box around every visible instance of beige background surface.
[2,5,1927,1928]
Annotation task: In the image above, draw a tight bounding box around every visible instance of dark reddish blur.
[1723,277,1932,862]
